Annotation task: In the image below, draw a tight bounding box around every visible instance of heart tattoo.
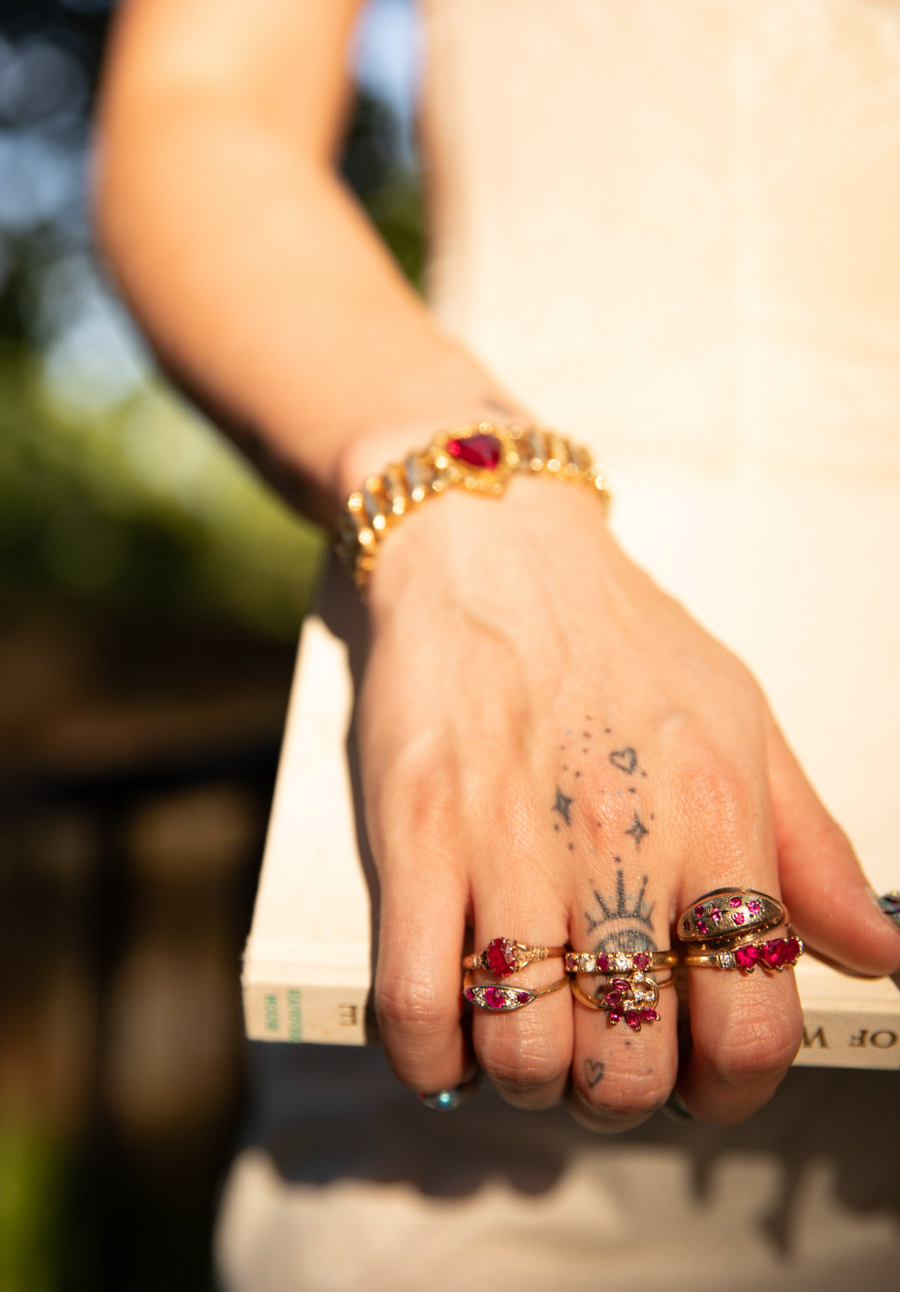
[584,1058,605,1088]
[609,747,638,775]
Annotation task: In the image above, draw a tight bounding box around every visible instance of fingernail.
[417,1069,481,1112]
[876,890,900,929]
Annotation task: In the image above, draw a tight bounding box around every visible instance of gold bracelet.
[334,422,610,593]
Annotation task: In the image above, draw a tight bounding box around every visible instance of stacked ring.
[677,887,803,974]
[678,889,785,942]
[683,932,803,973]
[571,973,675,1032]
[465,937,566,976]
[567,947,676,1032]
[564,949,677,975]
[463,972,570,1012]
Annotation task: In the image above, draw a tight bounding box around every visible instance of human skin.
[96,0,900,1130]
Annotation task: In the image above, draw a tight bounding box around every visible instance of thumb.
[767,719,900,976]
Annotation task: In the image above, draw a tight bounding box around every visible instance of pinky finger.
[374,859,471,1094]
[767,721,900,976]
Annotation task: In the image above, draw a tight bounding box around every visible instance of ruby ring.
[463,937,566,978]
[463,973,570,1012]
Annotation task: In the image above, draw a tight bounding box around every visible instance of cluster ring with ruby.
[464,937,567,977]
[571,972,675,1033]
[677,888,785,943]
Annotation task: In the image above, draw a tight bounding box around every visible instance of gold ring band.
[464,937,567,976]
[678,888,786,943]
[564,949,677,975]
[463,973,570,1012]
[684,931,803,972]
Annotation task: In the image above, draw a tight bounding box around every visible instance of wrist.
[333,401,534,505]
[335,422,610,595]
[366,462,618,618]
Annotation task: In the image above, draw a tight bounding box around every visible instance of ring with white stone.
[564,949,677,975]
[571,972,675,1033]
[683,931,803,973]
[463,973,569,1012]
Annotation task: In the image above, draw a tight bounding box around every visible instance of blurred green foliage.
[0,338,325,638]
[0,90,424,639]
[0,1122,67,1292]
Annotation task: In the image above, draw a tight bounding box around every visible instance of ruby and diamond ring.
[678,887,803,975]
[567,948,676,1032]
[570,972,675,1032]
[463,974,570,1012]
[683,933,804,973]
[464,937,566,977]
[564,949,677,975]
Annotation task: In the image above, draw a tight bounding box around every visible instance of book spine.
[243,980,370,1046]
[793,1003,900,1069]
[244,980,900,1069]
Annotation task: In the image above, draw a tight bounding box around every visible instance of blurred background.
[0,2,422,1287]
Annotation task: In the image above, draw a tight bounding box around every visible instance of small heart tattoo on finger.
[584,1058,605,1088]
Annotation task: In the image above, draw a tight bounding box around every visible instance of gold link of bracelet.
[334,422,610,594]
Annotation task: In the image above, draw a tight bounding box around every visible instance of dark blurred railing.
[0,608,296,1292]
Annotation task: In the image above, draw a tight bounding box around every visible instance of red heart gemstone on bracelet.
[447,433,502,469]
[783,937,801,965]
[484,938,517,976]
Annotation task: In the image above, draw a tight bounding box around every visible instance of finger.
[567,881,678,1132]
[469,880,572,1111]
[375,859,470,1094]
[568,969,678,1133]
[767,720,900,975]
[675,766,804,1123]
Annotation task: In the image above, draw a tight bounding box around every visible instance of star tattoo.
[553,787,574,826]
[625,813,649,849]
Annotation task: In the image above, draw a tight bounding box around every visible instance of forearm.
[95,8,527,525]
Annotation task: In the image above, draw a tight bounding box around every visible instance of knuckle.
[707,1009,803,1085]
[685,761,755,832]
[375,974,451,1042]
[479,1035,567,1096]
[583,1076,672,1120]
[379,746,457,849]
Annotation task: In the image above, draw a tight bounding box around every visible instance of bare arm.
[95,0,527,525]
[97,0,900,1127]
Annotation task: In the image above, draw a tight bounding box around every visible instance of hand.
[356,476,900,1129]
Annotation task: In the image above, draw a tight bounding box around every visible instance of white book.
[242,561,900,1070]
